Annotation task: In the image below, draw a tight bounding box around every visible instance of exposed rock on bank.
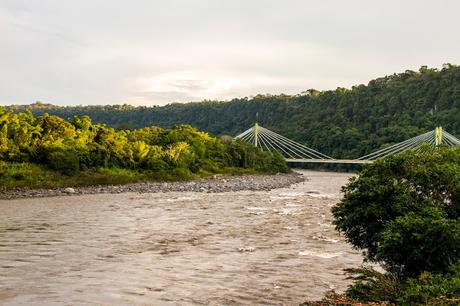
[0,172,305,200]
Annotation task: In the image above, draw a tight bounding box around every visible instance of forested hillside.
[10,64,460,159]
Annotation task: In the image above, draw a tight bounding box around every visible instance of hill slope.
[11,64,460,158]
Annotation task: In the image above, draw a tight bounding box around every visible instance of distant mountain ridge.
[8,64,460,158]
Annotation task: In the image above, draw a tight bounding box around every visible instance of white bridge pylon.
[235,124,460,164]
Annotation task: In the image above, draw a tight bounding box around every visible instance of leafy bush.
[332,147,460,277]
[398,262,460,305]
[345,267,401,302]
[338,264,460,305]
[331,147,460,303]
[378,212,460,277]
[301,290,389,305]
[47,149,80,176]
[223,140,288,173]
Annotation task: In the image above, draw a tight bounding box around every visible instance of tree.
[15,64,460,159]
[0,109,288,181]
[332,147,460,278]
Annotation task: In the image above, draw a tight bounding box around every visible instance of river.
[0,170,363,305]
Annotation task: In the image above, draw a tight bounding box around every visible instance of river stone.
[0,172,306,200]
[64,187,76,194]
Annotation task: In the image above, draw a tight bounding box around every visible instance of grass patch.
[0,162,147,190]
[0,162,280,191]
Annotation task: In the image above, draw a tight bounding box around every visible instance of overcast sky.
[1,0,459,106]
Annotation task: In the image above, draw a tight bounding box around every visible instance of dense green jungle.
[11,64,460,160]
[0,108,287,190]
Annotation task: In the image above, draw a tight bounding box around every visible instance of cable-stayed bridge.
[235,124,460,164]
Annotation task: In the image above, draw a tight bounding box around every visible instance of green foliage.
[332,148,460,304]
[345,267,401,302]
[344,264,460,305]
[378,212,460,278]
[0,162,147,189]
[398,262,460,305]
[14,64,460,159]
[0,110,288,189]
[300,290,388,305]
[0,162,59,188]
[47,149,80,176]
[333,147,460,277]
[223,140,288,172]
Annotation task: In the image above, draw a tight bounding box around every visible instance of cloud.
[0,0,459,105]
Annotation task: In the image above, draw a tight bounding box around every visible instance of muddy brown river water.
[0,170,363,305]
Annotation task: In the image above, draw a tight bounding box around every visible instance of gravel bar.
[0,171,305,200]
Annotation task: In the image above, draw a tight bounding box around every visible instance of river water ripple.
[0,170,363,305]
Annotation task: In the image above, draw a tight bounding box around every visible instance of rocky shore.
[0,171,305,200]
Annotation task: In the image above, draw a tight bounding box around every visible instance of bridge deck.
[286,158,373,164]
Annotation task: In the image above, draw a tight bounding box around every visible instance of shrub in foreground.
[333,147,460,277]
[330,147,460,303]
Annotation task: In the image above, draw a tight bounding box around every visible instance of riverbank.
[0,171,304,200]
